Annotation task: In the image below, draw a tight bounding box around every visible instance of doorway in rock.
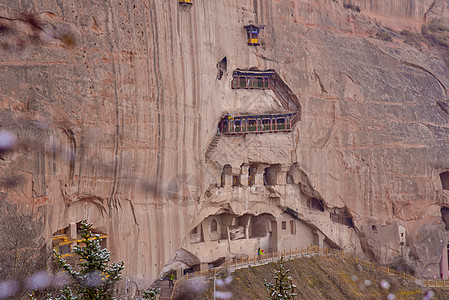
[441,244,449,279]
[441,171,449,190]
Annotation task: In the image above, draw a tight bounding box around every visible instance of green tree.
[52,220,124,300]
[139,287,159,300]
[264,256,296,300]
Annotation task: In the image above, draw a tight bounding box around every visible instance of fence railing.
[170,245,323,299]
[169,245,446,299]
[424,279,449,288]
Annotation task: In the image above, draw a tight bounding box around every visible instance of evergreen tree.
[139,287,159,300]
[264,256,296,300]
[52,220,124,300]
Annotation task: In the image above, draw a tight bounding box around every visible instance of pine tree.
[139,287,159,300]
[264,256,296,300]
[53,220,125,300]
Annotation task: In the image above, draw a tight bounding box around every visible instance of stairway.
[159,280,173,300]
[270,73,301,113]
[205,134,220,162]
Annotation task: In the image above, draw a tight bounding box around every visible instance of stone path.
[158,280,173,300]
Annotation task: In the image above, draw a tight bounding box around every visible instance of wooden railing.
[169,244,449,299]
[218,114,296,135]
[170,245,322,299]
[424,279,449,288]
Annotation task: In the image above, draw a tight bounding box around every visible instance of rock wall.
[1,0,449,288]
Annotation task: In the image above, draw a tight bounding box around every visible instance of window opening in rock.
[441,171,449,190]
[290,220,295,235]
[281,221,286,230]
[211,219,218,232]
[232,175,239,186]
[398,225,406,246]
[313,231,320,246]
[248,166,256,186]
[217,57,227,80]
[372,225,377,232]
[308,198,324,212]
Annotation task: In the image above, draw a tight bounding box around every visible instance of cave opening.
[250,214,269,238]
[217,57,227,80]
[263,165,279,186]
[308,198,324,212]
[441,207,449,230]
[330,208,354,228]
[440,171,449,190]
[248,165,256,186]
[221,164,232,187]
[211,219,217,232]
[190,224,204,244]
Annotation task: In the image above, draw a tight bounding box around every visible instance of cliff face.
[1,0,449,288]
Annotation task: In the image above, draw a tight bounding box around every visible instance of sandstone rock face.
[1,0,449,288]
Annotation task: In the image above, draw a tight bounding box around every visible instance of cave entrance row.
[221,163,288,188]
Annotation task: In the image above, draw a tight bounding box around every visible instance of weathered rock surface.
[1,0,449,289]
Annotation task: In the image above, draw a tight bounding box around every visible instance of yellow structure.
[52,225,107,257]
[244,25,261,46]
[179,0,193,5]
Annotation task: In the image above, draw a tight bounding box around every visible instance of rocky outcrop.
[1,0,449,288]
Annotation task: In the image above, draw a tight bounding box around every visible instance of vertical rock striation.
[1,0,449,287]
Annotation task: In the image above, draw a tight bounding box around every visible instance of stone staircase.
[204,70,301,162]
[270,72,301,113]
[158,280,173,300]
[204,134,220,162]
